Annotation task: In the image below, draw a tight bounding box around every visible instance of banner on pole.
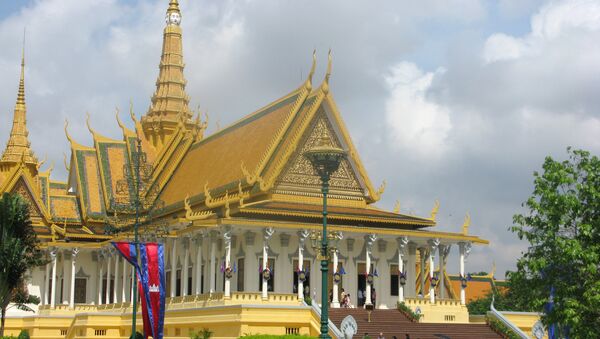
[112,242,166,339]
[139,243,166,339]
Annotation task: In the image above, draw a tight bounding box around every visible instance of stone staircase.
[329,308,502,339]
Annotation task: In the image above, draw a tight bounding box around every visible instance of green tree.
[466,280,536,315]
[0,193,45,336]
[510,148,600,337]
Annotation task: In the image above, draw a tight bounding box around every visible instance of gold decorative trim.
[430,200,440,221]
[462,213,471,235]
[184,195,215,221]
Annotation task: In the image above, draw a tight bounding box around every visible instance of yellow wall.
[4,305,320,339]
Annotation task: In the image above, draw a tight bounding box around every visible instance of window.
[176,269,182,296]
[48,279,53,303]
[200,265,205,294]
[101,278,114,304]
[187,267,193,295]
[390,264,399,296]
[74,278,87,304]
[165,271,171,297]
[258,258,275,292]
[237,258,245,292]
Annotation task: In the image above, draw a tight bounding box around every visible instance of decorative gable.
[12,177,44,219]
[275,108,364,198]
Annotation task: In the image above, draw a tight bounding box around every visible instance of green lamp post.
[304,136,347,339]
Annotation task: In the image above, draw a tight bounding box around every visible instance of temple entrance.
[356,263,373,307]
[292,259,311,298]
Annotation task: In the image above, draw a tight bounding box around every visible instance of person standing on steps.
[362,333,371,339]
[377,332,385,339]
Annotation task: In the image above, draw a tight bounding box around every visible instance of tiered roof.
[0,0,489,248]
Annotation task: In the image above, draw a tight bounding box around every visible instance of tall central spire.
[1,45,36,165]
[142,0,193,143]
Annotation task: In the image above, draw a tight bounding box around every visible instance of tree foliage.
[467,282,536,315]
[510,148,600,337]
[0,193,45,336]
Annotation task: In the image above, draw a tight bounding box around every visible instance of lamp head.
[303,136,347,181]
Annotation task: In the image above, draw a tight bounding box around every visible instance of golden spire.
[142,0,192,135]
[1,39,37,165]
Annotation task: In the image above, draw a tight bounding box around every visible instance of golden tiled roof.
[160,87,307,206]
[235,200,435,228]
[50,195,82,223]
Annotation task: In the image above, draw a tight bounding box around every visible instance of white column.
[428,239,439,304]
[439,244,450,299]
[407,243,416,298]
[331,250,340,308]
[262,228,274,299]
[297,230,309,301]
[43,260,50,306]
[209,233,216,294]
[50,249,58,308]
[122,255,128,302]
[397,237,408,303]
[105,252,112,304]
[419,248,426,297]
[170,239,178,298]
[459,242,471,305]
[223,230,232,298]
[69,248,79,309]
[194,235,203,295]
[113,253,120,303]
[364,234,376,306]
[97,253,104,305]
[182,238,190,297]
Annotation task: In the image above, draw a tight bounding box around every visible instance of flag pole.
[131,138,142,338]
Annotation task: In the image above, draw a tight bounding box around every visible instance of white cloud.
[483,0,600,63]
[384,62,452,158]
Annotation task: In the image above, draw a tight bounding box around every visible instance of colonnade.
[39,229,474,309]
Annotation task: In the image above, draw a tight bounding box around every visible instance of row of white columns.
[394,239,472,306]
[41,235,473,309]
[42,248,79,309]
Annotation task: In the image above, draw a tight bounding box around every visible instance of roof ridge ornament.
[64,119,74,144]
[85,112,98,137]
[430,199,440,222]
[462,213,471,235]
[393,200,400,213]
[321,49,333,95]
[305,50,317,90]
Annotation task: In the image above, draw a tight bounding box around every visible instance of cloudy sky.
[1,0,599,278]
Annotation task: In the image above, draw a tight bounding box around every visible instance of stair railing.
[487,296,529,339]
[305,299,343,339]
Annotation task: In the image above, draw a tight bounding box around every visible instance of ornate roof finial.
[141,0,191,142]
[17,31,26,109]
[462,213,471,235]
[1,31,37,166]
[129,100,138,124]
[64,119,74,144]
[430,199,440,221]
[305,49,317,90]
[321,49,333,94]
[85,112,98,137]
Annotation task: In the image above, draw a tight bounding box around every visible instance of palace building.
[2,1,497,338]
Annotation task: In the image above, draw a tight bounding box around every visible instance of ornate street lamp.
[304,136,347,339]
[105,138,168,338]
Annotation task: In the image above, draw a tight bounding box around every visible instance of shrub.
[396,302,421,322]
